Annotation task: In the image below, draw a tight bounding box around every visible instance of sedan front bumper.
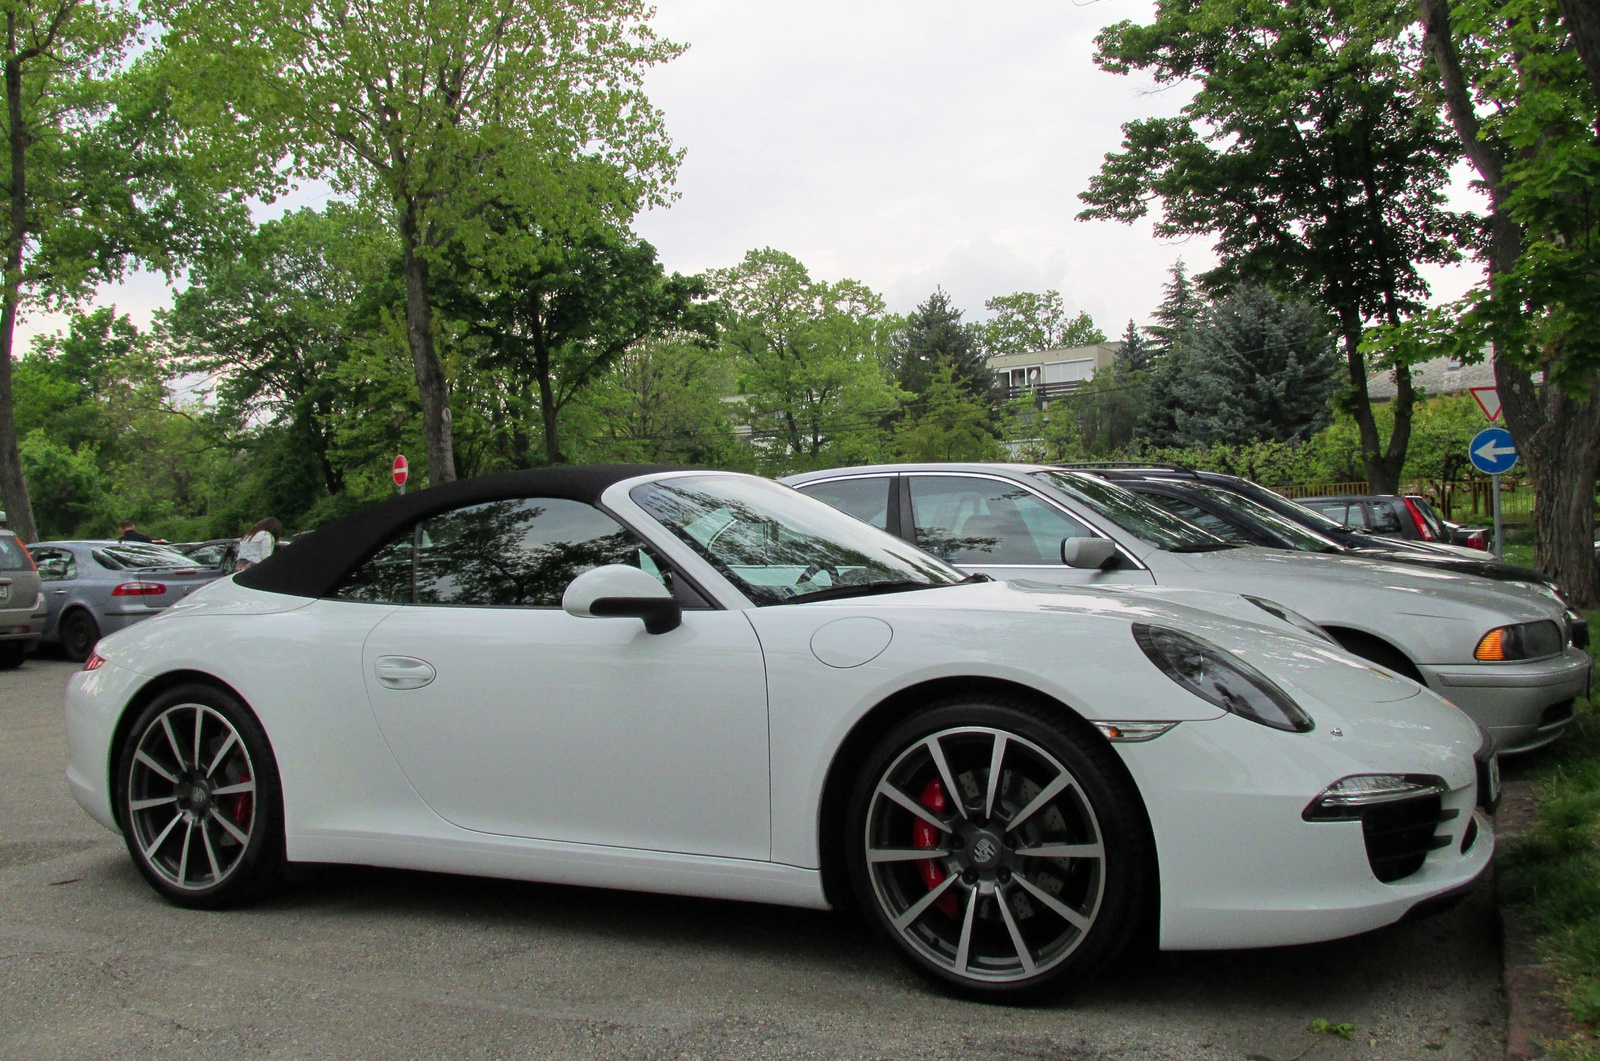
[1420,647,1592,754]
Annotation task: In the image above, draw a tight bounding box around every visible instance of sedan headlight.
[1132,623,1314,733]
[1474,620,1564,661]
[1242,596,1335,643]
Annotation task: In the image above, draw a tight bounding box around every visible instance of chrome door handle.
[53,590,67,595]
[374,655,436,690]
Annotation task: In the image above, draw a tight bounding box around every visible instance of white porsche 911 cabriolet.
[65,467,1497,999]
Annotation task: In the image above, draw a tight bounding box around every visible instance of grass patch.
[1501,610,1600,1055]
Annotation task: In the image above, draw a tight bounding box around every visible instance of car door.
[28,547,77,637]
[904,473,1153,586]
[348,495,771,860]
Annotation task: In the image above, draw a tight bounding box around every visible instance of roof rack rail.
[1054,461,1200,477]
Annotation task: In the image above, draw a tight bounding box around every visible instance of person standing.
[235,517,284,571]
[117,519,154,543]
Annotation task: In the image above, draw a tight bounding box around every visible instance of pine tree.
[891,289,992,401]
[1116,318,1152,372]
[1145,260,1198,359]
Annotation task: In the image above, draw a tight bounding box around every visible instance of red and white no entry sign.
[392,455,409,487]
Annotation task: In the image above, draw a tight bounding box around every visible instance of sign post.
[1468,427,1518,557]
[392,454,409,496]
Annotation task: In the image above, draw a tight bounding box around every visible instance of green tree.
[891,289,991,400]
[712,249,902,473]
[892,368,1004,462]
[439,226,717,465]
[1080,0,1468,493]
[1161,286,1340,446]
[1144,260,1199,360]
[1116,318,1152,372]
[1403,0,1600,600]
[155,0,686,486]
[0,0,241,541]
[162,205,394,500]
[578,336,748,467]
[982,290,1106,357]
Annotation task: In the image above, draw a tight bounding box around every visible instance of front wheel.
[114,683,286,908]
[846,698,1154,1000]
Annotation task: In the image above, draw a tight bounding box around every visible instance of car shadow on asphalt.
[204,858,1500,1013]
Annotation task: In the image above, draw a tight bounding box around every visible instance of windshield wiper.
[1166,542,1242,553]
[784,580,939,604]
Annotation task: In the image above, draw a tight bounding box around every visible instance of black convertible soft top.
[235,464,680,600]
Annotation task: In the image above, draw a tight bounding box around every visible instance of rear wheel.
[846,697,1154,1000]
[115,683,286,908]
[0,642,25,670]
[59,610,100,663]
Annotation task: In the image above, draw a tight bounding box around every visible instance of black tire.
[845,696,1154,1001]
[59,610,100,663]
[114,682,286,908]
[0,642,25,670]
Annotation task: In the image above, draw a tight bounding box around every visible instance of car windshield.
[1182,483,1346,552]
[1031,470,1229,551]
[1226,480,1352,534]
[631,475,964,605]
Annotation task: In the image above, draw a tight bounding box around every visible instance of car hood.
[833,578,1426,708]
[1163,546,1561,623]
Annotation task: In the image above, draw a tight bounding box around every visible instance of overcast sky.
[18,0,1483,351]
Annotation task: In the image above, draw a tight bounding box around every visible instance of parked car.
[68,466,1497,1000]
[785,464,1591,754]
[173,538,240,572]
[30,541,226,661]
[1301,493,1489,551]
[0,530,44,668]
[1065,468,1587,648]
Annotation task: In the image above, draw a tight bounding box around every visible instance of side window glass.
[334,498,668,607]
[1367,503,1402,534]
[1141,495,1247,541]
[908,476,1092,564]
[796,478,892,530]
[33,548,76,581]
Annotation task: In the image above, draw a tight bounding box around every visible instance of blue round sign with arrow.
[1469,427,1519,475]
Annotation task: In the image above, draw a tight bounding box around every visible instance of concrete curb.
[1495,778,1570,1060]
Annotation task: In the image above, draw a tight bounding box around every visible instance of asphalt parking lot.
[2,657,1506,1060]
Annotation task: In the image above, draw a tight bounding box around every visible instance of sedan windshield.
[1184,483,1345,553]
[631,475,964,605]
[1031,470,1229,551]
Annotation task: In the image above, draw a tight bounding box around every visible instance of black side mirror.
[589,596,683,635]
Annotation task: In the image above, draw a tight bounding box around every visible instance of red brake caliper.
[231,776,252,833]
[912,778,959,917]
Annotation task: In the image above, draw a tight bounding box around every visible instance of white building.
[987,342,1124,401]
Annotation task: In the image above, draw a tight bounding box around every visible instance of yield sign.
[1469,427,1518,475]
[1469,386,1502,422]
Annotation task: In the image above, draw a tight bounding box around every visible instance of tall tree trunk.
[1421,0,1600,602]
[533,342,562,464]
[1341,326,1414,493]
[397,207,455,485]
[0,35,33,543]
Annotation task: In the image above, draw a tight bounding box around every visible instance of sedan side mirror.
[562,564,682,634]
[1061,537,1119,571]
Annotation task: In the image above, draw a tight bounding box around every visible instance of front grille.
[1539,699,1576,729]
[1362,794,1456,883]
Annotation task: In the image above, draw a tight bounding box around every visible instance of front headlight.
[1242,595,1336,643]
[1132,623,1314,733]
[1474,620,1565,661]
[1302,774,1447,821]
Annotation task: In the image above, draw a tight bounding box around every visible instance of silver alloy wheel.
[125,703,258,891]
[863,726,1106,984]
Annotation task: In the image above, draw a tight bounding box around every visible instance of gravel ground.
[1,657,1507,1061]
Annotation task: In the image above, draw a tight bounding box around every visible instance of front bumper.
[1115,711,1492,951]
[1420,647,1592,754]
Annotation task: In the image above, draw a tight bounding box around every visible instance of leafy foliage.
[981,290,1106,357]
[892,289,990,400]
